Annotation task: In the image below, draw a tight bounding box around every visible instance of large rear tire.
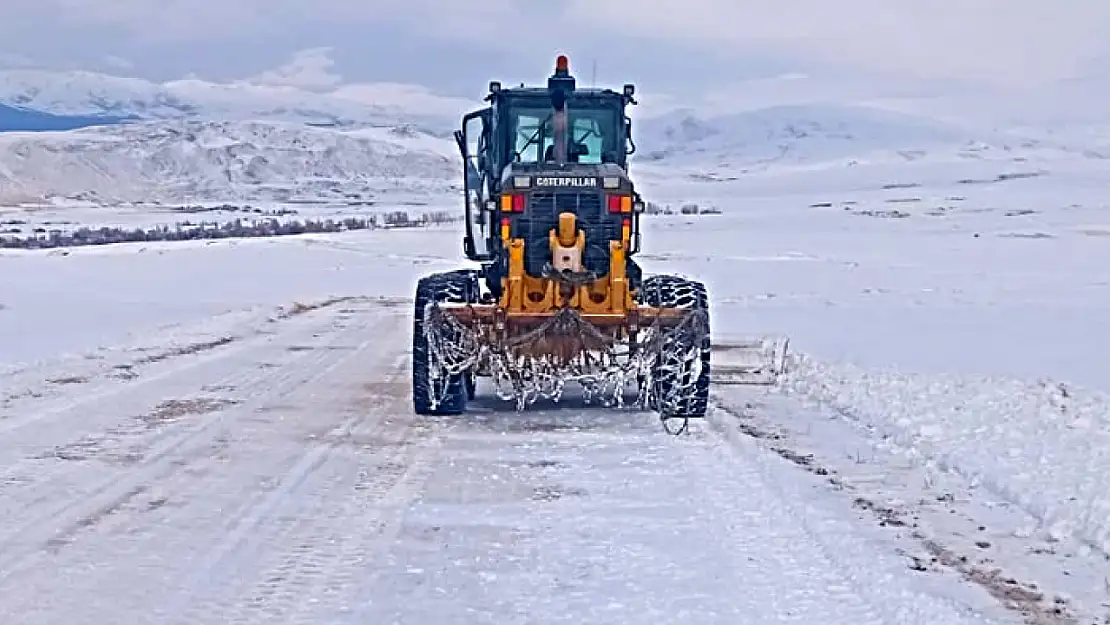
[636,274,711,419]
[412,269,481,415]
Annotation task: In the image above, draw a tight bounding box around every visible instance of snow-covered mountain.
[0,68,477,133]
[0,119,460,204]
[633,103,996,167]
[2,66,1096,207]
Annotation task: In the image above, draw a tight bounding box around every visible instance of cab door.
[454,108,496,262]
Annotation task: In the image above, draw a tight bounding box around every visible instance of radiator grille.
[516,191,620,276]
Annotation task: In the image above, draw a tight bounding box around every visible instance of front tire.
[412,269,480,415]
[636,274,711,418]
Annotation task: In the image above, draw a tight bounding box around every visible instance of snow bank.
[779,355,1110,555]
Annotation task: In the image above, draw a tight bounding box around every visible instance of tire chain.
[420,271,710,424]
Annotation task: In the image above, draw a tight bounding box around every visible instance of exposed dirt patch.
[31,429,145,465]
[103,337,237,381]
[275,296,360,320]
[527,459,566,469]
[133,336,236,366]
[47,375,88,385]
[712,402,783,441]
[509,421,606,433]
[853,496,909,528]
[532,485,587,502]
[852,208,911,218]
[109,365,140,380]
[141,397,238,428]
[922,539,1078,625]
[364,295,410,309]
[772,447,830,475]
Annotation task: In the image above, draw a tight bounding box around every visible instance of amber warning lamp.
[548,54,576,93]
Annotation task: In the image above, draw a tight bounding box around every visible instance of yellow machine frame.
[443,206,686,334]
[500,210,633,317]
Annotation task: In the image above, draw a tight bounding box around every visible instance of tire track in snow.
[323,395,1014,624]
[0,300,439,625]
[173,356,443,624]
[675,417,975,624]
[0,296,378,430]
[0,300,399,592]
[705,394,1081,625]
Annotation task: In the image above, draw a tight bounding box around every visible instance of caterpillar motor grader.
[411,55,787,431]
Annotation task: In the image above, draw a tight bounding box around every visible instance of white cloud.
[2,0,527,44]
[17,0,271,41]
[331,82,481,118]
[2,0,1107,104]
[557,0,1110,88]
[248,47,342,92]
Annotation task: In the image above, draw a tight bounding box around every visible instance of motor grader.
[411,55,786,430]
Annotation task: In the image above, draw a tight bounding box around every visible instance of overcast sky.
[1,0,1107,118]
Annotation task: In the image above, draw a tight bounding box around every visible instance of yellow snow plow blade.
[712,336,789,385]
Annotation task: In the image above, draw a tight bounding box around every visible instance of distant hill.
[633,103,977,166]
[0,118,459,204]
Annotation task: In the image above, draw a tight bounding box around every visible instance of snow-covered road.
[0,296,1025,624]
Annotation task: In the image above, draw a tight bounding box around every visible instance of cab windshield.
[508,102,621,165]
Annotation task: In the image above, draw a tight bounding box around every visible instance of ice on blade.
[711,336,790,385]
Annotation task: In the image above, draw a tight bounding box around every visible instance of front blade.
[711,335,789,385]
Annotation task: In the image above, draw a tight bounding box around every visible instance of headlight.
[602,176,620,189]
[513,175,531,188]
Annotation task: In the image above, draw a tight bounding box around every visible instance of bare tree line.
[0,210,460,250]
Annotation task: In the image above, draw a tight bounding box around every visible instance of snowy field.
[4,79,1110,622]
